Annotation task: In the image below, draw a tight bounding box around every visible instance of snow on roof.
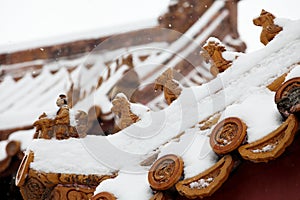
[74,64,129,114]
[95,172,153,199]
[0,68,69,130]
[137,1,226,82]
[220,88,282,143]
[0,141,9,161]
[28,137,114,175]
[26,18,300,199]
[0,129,35,163]
[285,64,300,81]
[0,0,169,53]
[0,42,169,131]
[8,129,36,150]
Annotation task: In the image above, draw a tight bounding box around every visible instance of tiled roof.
[0,0,249,199]
[14,14,300,200]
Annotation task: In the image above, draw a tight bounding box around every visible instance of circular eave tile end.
[148,154,184,191]
[210,117,247,155]
[91,192,117,200]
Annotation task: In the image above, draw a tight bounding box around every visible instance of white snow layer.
[0,129,35,161]
[8,129,36,150]
[0,141,9,161]
[94,172,153,200]
[74,65,129,114]
[0,68,70,130]
[28,137,114,175]
[221,88,282,143]
[285,64,300,81]
[159,129,218,179]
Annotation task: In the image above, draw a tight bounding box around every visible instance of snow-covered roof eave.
[27,16,300,176]
[15,17,300,200]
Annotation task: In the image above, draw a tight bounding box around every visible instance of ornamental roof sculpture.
[154,68,182,105]
[253,9,283,45]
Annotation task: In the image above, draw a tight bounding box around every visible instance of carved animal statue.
[163,80,182,105]
[154,68,173,91]
[75,110,88,137]
[201,41,231,76]
[253,9,282,45]
[33,113,54,139]
[111,95,139,130]
[154,68,182,105]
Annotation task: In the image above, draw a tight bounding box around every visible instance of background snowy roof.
[1,0,299,53]
[0,0,169,53]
